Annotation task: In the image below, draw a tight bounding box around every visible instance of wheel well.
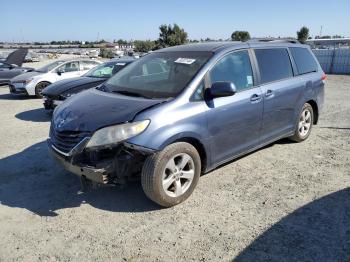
[306,100,319,124]
[173,137,207,173]
[36,81,51,87]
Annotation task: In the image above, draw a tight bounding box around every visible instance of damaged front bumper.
[47,139,155,184]
[43,96,64,110]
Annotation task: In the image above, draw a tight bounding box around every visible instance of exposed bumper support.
[48,139,156,185]
[48,140,111,184]
[43,97,64,110]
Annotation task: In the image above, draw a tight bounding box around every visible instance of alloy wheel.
[298,108,312,137]
[162,153,195,197]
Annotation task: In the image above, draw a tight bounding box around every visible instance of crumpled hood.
[10,71,42,82]
[43,76,105,96]
[52,88,166,132]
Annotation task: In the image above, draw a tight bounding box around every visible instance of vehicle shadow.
[233,188,350,261]
[204,138,293,176]
[320,126,350,130]
[15,108,51,122]
[0,93,32,100]
[0,141,160,216]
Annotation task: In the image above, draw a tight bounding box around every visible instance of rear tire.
[289,103,314,142]
[141,142,201,207]
[35,81,50,98]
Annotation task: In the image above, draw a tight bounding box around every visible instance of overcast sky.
[1,0,349,42]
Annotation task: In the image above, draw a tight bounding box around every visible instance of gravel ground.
[0,75,349,262]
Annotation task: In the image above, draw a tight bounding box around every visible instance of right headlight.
[86,120,150,149]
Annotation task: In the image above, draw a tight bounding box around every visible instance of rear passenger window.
[255,48,293,84]
[209,50,254,91]
[290,47,317,75]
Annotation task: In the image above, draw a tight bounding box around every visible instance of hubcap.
[298,108,312,137]
[162,153,195,198]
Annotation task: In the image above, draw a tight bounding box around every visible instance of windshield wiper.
[112,90,151,99]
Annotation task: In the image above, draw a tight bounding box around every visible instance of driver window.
[58,62,79,73]
[209,50,254,91]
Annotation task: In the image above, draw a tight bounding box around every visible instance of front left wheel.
[141,142,201,207]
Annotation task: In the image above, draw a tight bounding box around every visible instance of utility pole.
[319,25,323,38]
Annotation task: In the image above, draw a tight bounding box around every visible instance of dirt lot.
[0,75,349,261]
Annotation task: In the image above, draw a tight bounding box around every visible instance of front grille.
[50,126,90,154]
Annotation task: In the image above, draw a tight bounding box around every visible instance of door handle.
[250,94,261,102]
[265,90,273,97]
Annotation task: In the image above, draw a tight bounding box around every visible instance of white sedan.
[9,59,101,97]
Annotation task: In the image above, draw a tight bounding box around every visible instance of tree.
[116,39,128,45]
[231,31,251,42]
[156,24,188,49]
[297,26,309,43]
[99,48,114,58]
[134,40,156,53]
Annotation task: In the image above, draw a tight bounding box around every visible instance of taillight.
[321,73,327,81]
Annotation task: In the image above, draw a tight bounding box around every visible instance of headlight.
[24,78,33,85]
[86,120,150,148]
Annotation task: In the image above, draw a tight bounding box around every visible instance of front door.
[55,61,81,81]
[206,50,263,165]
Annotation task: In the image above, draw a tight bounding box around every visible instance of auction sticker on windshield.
[174,58,196,65]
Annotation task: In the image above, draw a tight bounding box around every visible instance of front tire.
[141,142,201,207]
[289,103,314,142]
[35,81,50,98]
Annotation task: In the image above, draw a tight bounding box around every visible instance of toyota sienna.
[48,40,325,207]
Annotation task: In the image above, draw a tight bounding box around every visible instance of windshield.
[36,61,64,72]
[104,51,212,99]
[84,61,130,78]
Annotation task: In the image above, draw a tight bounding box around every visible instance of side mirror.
[57,68,65,75]
[209,81,236,98]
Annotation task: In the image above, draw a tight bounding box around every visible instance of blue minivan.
[48,40,325,207]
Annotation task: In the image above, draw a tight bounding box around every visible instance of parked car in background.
[0,49,34,86]
[9,59,101,97]
[48,41,325,207]
[42,58,135,110]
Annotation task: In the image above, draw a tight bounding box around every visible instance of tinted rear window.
[255,48,293,84]
[290,47,317,75]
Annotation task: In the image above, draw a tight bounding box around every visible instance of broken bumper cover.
[47,138,155,184]
[48,139,111,184]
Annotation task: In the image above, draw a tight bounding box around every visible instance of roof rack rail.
[248,38,300,44]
